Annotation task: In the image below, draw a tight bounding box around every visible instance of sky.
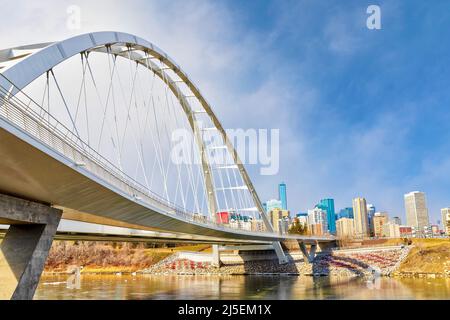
[1,0,450,225]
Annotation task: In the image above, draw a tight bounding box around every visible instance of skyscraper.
[352,197,369,238]
[367,204,376,236]
[317,199,336,234]
[307,207,328,235]
[270,209,290,234]
[392,216,401,225]
[338,207,354,219]
[440,208,450,235]
[278,182,287,210]
[372,212,389,237]
[265,199,282,213]
[336,218,355,239]
[404,191,430,235]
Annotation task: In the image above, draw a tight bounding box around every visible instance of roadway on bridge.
[0,31,333,245]
[0,123,327,244]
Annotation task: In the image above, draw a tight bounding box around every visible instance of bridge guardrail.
[0,82,280,235]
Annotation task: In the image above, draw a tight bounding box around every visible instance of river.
[34,274,450,300]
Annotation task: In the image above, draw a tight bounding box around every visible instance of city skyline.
[265,180,445,231]
[1,1,450,305]
[264,181,447,237]
[2,0,450,228]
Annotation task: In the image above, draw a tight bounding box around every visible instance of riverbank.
[392,238,450,278]
[142,246,410,277]
[43,241,209,274]
[43,239,450,278]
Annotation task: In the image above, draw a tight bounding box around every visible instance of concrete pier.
[0,194,62,300]
[211,244,220,267]
[298,241,318,263]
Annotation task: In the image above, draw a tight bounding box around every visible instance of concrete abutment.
[0,194,61,300]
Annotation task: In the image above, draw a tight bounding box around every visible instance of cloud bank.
[2,0,450,224]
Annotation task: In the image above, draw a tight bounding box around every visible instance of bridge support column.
[273,242,289,264]
[318,241,336,252]
[0,194,62,300]
[298,242,317,264]
[211,244,220,267]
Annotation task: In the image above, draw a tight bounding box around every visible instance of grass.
[398,238,450,274]
[43,241,210,273]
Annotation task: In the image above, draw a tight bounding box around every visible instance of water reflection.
[35,274,450,300]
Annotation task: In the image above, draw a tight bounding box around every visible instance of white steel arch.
[0,32,332,258]
[0,31,274,229]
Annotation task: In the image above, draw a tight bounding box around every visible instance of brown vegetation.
[44,241,211,273]
[397,238,450,275]
[45,241,169,273]
[288,218,308,235]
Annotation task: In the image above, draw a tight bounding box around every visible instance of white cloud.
[2,0,446,225]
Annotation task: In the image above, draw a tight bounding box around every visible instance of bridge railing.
[0,81,274,235]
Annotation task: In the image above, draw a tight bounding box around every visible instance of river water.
[34,274,450,300]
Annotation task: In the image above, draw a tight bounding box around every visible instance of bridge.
[0,32,334,300]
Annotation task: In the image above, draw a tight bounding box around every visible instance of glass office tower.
[278,182,287,210]
[317,198,336,234]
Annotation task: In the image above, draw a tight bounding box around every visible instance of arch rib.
[0,31,274,233]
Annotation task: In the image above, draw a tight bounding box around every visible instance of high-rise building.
[372,212,389,237]
[338,207,354,219]
[278,182,287,210]
[392,216,402,225]
[216,211,230,224]
[270,209,290,233]
[382,222,400,238]
[278,218,290,235]
[431,225,440,236]
[400,225,413,237]
[404,191,430,235]
[352,197,369,238]
[336,218,355,239]
[441,208,450,235]
[317,199,336,234]
[193,213,207,224]
[310,223,324,236]
[307,208,328,235]
[367,204,376,236]
[265,199,282,213]
[296,212,308,226]
[250,219,265,232]
[241,220,252,231]
[262,202,267,213]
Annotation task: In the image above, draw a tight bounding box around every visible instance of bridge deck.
[0,123,331,244]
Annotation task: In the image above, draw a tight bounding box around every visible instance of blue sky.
[222,0,450,224]
[2,0,450,225]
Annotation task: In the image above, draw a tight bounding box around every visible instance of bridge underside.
[0,113,335,300]
[0,125,330,245]
[0,223,270,245]
[0,31,337,301]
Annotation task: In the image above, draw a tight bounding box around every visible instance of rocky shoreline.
[43,244,450,278]
[142,246,428,278]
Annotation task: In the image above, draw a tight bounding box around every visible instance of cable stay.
[216,185,248,191]
[209,145,227,150]
[201,127,218,131]
[192,110,207,114]
[238,207,259,212]
[214,165,238,170]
